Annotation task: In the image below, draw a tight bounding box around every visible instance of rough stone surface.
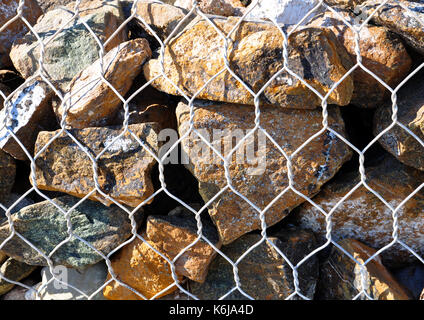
[134,1,192,40]
[0,258,37,295]
[0,195,142,268]
[144,16,354,109]
[246,0,323,24]
[34,123,160,208]
[0,0,42,68]
[9,0,127,91]
[317,239,411,300]
[146,206,221,283]
[361,0,424,55]
[30,262,107,300]
[0,252,7,265]
[56,39,152,128]
[295,155,424,267]
[309,9,411,108]
[176,101,352,244]
[374,71,424,171]
[189,230,319,300]
[103,234,183,300]
[0,78,55,160]
[0,150,15,202]
[393,265,424,300]
[175,0,245,16]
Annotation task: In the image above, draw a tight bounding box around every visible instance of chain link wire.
[0,0,423,300]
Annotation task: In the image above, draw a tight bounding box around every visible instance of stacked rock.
[0,0,422,300]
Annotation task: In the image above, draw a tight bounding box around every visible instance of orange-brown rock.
[146,206,221,283]
[176,100,352,244]
[34,123,160,207]
[0,0,42,68]
[103,235,183,300]
[0,78,55,160]
[317,239,411,300]
[9,0,127,91]
[55,39,152,128]
[295,155,424,267]
[374,71,424,171]
[144,16,354,109]
[309,9,411,108]
[361,0,424,55]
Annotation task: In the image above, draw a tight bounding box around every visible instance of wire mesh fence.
[0,0,423,300]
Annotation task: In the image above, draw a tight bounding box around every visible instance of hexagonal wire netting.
[0,0,423,300]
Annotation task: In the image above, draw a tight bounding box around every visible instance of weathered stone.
[246,0,323,24]
[393,265,424,300]
[30,262,107,300]
[317,239,411,300]
[374,71,424,171]
[103,234,183,300]
[309,9,411,108]
[176,101,352,244]
[323,0,366,9]
[175,0,245,16]
[0,150,15,202]
[1,277,37,300]
[0,0,42,69]
[360,0,424,55]
[0,195,142,268]
[34,123,160,207]
[189,230,319,300]
[144,16,354,109]
[295,155,424,266]
[134,1,192,40]
[56,39,152,128]
[0,78,55,160]
[9,0,127,91]
[146,206,221,283]
[0,258,37,296]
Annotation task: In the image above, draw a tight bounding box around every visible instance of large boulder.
[176,100,352,244]
[9,0,127,91]
[144,16,354,109]
[34,123,160,208]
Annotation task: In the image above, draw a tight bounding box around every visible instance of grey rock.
[9,0,127,92]
[189,228,319,300]
[0,195,143,269]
